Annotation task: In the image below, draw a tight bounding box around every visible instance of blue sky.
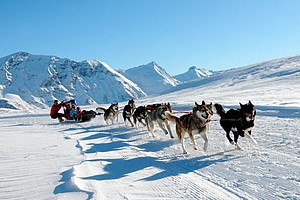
[1,0,300,75]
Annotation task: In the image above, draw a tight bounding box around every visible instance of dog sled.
[60,110,99,123]
[50,99,100,123]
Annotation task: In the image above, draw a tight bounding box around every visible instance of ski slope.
[0,102,299,200]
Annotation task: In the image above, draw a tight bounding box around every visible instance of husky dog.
[214,101,257,150]
[96,103,119,124]
[133,106,147,128]
[123,99,136,127]
[166,101,212,154]
[145,103,174,138]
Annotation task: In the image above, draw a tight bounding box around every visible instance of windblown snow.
[0,54,300,200]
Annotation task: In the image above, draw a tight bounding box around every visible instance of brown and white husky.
[166,101,212,154]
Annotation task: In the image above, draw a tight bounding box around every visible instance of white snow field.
[0,99,299,200]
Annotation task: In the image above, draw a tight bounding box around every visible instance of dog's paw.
[235,144,242,150]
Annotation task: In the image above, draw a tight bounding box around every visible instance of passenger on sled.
[69,104,78,120]
[64,103,72,120]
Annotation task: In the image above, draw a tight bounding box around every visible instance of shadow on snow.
[82,152,240,182]
[53,167,93,199]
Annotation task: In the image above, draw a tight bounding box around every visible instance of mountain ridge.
[123,62,179,95]
[0,52,146,109]
[174,66,214,83]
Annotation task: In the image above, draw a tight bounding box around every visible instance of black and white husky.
[145,103,174,138]
[214,101,257,150]
[122,99,135,127]
[133,106,147,128]
[96,103,119,124]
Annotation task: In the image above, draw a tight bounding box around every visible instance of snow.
[0,55,300,199]
[1,93,300,199]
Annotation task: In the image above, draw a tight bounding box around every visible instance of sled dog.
[145,103,174,138]
[96,103,119,124]
[123,99,136,127]
[214,101,257,150]
[133,106,147,128]
[166,101,212,154]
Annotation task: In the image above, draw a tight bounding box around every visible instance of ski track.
[0,109,299,199]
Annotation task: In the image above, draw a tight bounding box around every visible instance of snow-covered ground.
[1,96,299,199]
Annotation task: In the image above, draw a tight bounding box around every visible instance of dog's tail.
[214,103,226,117]
[165,111,179,124]
[96,107,107,115]
[96,107,106,111]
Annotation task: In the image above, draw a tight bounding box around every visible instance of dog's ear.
[195,102,199,106]
[239,103,243,107]
[202,100,206,105]
[248,100,252,105]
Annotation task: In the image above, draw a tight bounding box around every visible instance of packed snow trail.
[0,106,299,200]
[64,107,300,200]
[67,122,241,200]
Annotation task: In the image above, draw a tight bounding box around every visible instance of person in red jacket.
[50,100,65,122]
[63,103,72,120]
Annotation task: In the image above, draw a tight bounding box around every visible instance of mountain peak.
[189,66,197,70]
[174,66,213,83]
[124,62,179,94]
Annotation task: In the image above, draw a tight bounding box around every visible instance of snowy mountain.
[161,55,300,107]
[123,62,179,94]
[0,52,146,109]
[174,66,213,83]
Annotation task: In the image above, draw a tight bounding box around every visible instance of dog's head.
[138,106,147,118]
[240,100,256,122]
[193,101,211,121]
[157,105,169,119]
[164,102,172,112]
[111,102,119,111]
[128,99,135,107]
[204,102,219,116]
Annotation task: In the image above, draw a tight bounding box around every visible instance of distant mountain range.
[162,55,300,108]
[0,52,146,109]
[1,51,299,110]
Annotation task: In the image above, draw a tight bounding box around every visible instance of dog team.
[96,99,257,154]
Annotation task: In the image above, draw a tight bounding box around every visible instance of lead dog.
[166,101,212,154]
[214,101,257,150]
[145,103,174,138]
[96,103,119,124]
